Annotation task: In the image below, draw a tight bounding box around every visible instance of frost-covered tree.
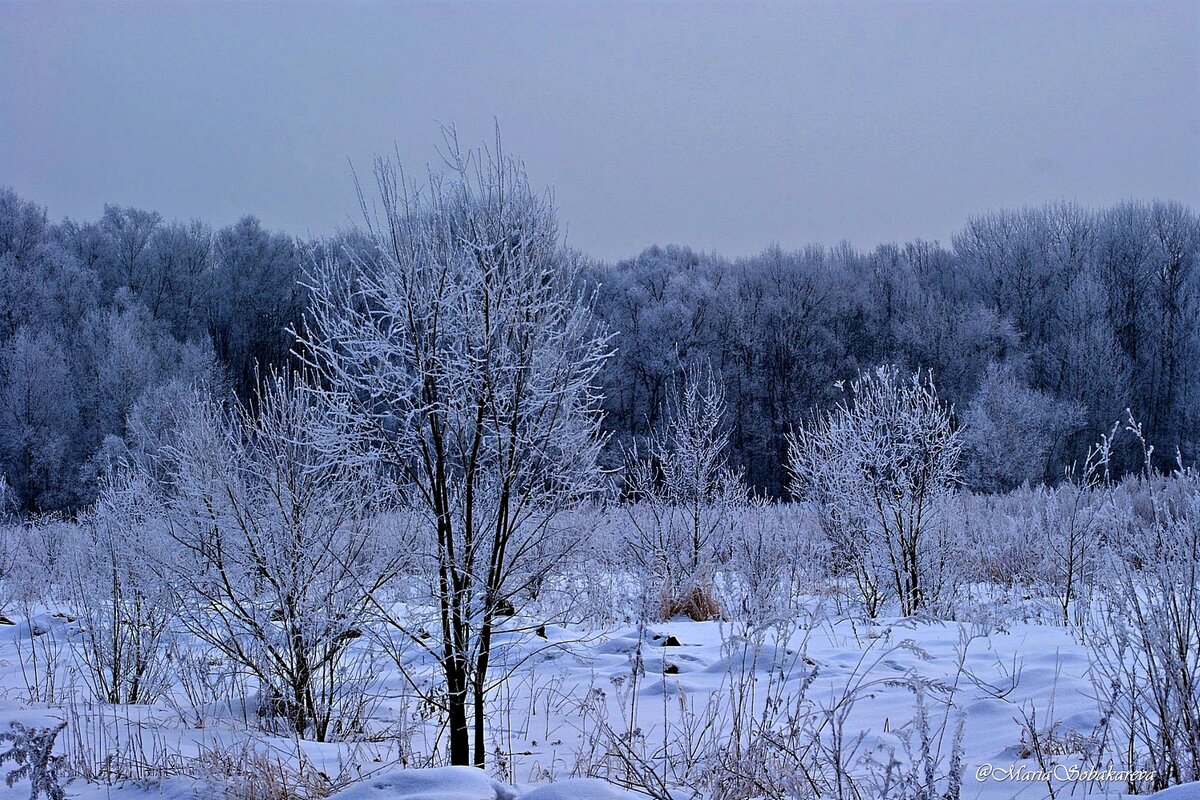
[0,189,220,514]
[159,374,394,741]
[298,133,611,766]
[1054,271,1130,444]
[1092,201,1200,469]
[624,362,744,620]
[97,204,162,296]
[725,245,848,490]
[207,216,302,397]
[590,245,727,443]
[0,475,14,523]
[789,366,961,616]
[142,219,214,339]
[0,328,83,512]
[66,468,176,704]
[88,299,215,423]
[0,241,99,344]
[961,363,1084,492]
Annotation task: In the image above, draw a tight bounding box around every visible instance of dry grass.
[661,581,722,622]
[1017,723,1099,759]
[192,743,336,800]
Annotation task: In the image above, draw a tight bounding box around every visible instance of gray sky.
[2,1,1198,262]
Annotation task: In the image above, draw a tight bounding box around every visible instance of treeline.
[1,187,1197,512]
[589,201,1200,493]
[0,189,310,513]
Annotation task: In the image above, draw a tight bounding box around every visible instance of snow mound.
[1151,783,1200,800]
[325,770,639,800]
[521,778,635,799]
[327,767,515,800]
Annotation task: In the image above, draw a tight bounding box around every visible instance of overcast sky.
[2,1,1198,261]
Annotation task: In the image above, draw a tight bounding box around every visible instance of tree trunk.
[446,661,471,765]
[473,617,494,768]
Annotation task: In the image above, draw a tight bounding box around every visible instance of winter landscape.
[2,3,1199,800]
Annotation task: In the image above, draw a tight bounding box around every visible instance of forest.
[3,185,1198,514]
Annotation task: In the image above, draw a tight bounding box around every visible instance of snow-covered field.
[0,387,1196,800]
[0,591,1180,800]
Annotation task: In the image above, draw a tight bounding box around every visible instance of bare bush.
[789,367,962,616]
[1089,466,1200,792]
[63,469,175,704]
[623,363,744,621]
[159,374,395,741]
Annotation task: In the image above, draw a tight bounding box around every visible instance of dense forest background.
[2,186,1197,513]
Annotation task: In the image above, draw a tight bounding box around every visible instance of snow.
[322,770,638,800]
[325,767,513,800]
[519,778,637,799]
[0,589,1170,798]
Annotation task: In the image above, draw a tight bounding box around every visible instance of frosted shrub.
[944,491,1066,628]
[11,519,71,592]
[0,722,69,800]
[564,505,647,625]
[1040,482,1107,627]
[159,375,395,741]
[623,364,744,621]
[6,520,73,705]
[789,367,961,617]
[1035,423,1119,628]
[719,498,827,623]
[1089,474,1200,793]
[63,470,176,704]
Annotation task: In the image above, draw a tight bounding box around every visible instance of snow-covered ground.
[0,597,1165,799]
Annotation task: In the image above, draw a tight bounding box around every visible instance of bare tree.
[159,374,393,741]
[65,468,176,704]
[297,131,611,766]
[789,366,961,616]
[623,362,744,620]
